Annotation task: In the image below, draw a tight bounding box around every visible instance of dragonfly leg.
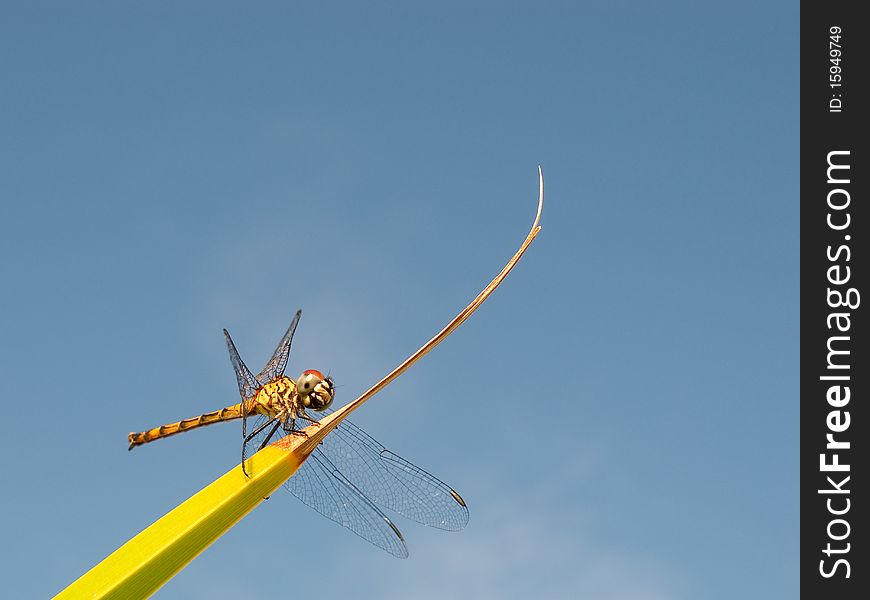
[256,419,282,452]
[253,419,283,499]
[296,409,321,427]
[283,418,311,436]
[241,417,278,478]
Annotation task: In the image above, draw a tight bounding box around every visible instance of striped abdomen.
[128,403,248,450]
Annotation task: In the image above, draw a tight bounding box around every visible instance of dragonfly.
[129,166,544,558]
[128,310,469,558]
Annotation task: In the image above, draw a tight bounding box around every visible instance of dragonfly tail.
[128,403,245,450]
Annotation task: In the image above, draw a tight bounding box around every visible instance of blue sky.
[0,2,797,598]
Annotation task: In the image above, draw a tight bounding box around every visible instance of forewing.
[224,329,261,401]
[287,449,409,558]
[316,416,469,531]
[252,410,467,557]
[256,310,301,383]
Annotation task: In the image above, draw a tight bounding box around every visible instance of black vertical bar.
[801,3,868,597]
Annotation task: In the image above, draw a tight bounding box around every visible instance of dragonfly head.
[296,369,334,411]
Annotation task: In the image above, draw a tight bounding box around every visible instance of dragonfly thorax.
[253,373,333,417]
[254,377,297,413]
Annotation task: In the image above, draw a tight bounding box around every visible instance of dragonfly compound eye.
[296,369,318,390]
[296,371,334,411]
[297,369,329,400]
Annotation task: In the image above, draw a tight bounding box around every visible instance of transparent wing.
[309,415,469,531]
[224,329,261,401]
[244,413,407,557]
[256,310,302,383]
[289,449,409,558]
[245,410,468,556]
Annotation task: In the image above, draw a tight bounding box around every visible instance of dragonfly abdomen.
[128,403,246,450]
